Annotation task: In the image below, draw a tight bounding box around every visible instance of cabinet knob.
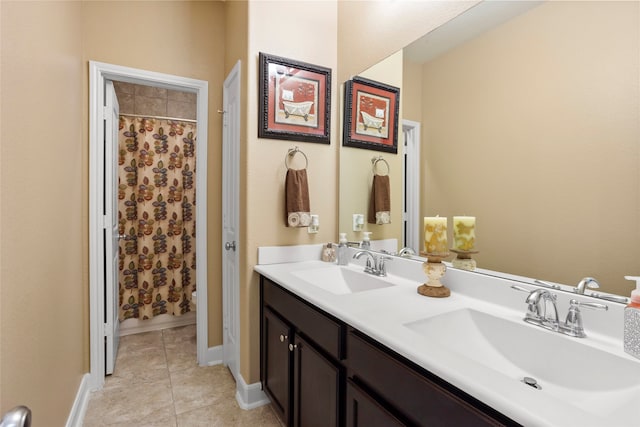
[288,343,298,352]
[279,334,288,343]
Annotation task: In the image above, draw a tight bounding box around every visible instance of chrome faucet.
[512,285,608,338]
[523,288,559,331]
[398,247,416,257]
[353,250,392,277]
[575,277,599,294]
[353,250,377,275]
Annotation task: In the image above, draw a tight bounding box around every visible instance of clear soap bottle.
[337,233,349,266]
[624,276,640,359]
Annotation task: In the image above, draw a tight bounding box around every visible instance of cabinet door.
[292,334,341,427]
[263,308,293,425]
[346,379,404,427]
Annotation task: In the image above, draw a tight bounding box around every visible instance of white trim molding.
[402,119,421,252]
[89,61,209,391]
[235,373,270,410]
[65,374,91,427]
[204,345,224,366]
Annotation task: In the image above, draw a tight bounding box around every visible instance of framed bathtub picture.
[343,76,399,154]
[258,52,331,144]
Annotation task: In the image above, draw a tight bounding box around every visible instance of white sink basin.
[404,308,640,418]
[290,265,395,295]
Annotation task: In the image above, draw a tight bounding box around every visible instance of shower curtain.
[117,116,196,320]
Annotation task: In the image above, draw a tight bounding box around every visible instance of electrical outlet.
[353,214,365,231]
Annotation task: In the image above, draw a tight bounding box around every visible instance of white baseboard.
[235,372,270,410]
[66,373,91,427]
[119,311,196,336]
[201,345,224,366]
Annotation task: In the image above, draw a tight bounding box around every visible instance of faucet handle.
[563,299,608,338]
[570,299,608,311]
[510,285,530,293]
[376,255,393,276]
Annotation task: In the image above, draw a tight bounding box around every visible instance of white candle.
[424,216,448,254]
[453,216,476,251]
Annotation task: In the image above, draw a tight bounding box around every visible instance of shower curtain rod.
[120,112,197,123]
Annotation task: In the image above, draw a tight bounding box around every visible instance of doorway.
[89,61,209,390]
[402,120,421,252]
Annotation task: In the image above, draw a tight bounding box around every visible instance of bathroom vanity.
[261,276,513,426]
[256,246,640,427]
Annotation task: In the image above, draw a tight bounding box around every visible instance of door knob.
[118,234,127,240]
[1,405,31,427]
[279,334,288,343]
[225,241,236,251]
[289,343,298,352]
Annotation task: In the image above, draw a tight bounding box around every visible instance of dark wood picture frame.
[343,76,400,154]
[258,52,331,144]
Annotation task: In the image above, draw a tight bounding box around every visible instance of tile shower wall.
[114,81,196,120]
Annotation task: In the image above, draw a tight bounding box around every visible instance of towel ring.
[372,156,390,175]
[285,146,309,170]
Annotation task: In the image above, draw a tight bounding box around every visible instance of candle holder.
[417,251,451,298]
[450,249,478,271]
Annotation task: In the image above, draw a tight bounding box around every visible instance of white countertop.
[255,245,640,427]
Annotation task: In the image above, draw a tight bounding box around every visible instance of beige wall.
[402,59,423,124]
[339,50,404,244]
[337,0,479,82]
[81,0,227,348]
[0,2,85,424]
[243,0,339,383]
[420,1,639,294]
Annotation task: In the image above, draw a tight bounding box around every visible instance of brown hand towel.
[285,168,311,227]
[368,174,391,225]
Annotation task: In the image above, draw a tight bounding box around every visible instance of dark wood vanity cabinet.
[262,307,293,422]
[346,379,405,427]
[260,275,518,427]
[261,276,345,427]
[346,329,516,427]
[292,333,341,427]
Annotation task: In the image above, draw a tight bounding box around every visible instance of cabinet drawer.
[347,330,510,427]
[263,278,345,359]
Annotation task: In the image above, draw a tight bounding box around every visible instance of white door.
[104,80,120,375]
[222,62,241,381]
[402,120,421,253]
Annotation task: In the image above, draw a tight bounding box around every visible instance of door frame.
[89,61,209,390]
[402,119,421,252]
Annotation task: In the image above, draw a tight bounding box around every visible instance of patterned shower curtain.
[117,116,196,320]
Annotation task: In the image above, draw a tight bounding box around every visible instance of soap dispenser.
[361,232,372,249]
[337,233,349,266]
[624,276,640,359]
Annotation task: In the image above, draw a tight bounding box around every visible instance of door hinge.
[104,323,112,338]
[102,106,109,120]
[101,215,109,229]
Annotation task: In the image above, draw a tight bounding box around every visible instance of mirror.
[339,0,640,296]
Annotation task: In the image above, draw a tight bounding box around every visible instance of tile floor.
[84,324,282,426]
